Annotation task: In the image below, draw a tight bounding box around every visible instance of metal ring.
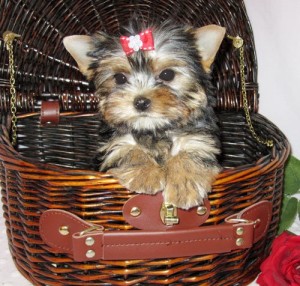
[79,225,103,237]
[226,218,251,224]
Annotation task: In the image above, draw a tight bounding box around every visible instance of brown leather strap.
[40,101,60,125]
[39,200,272,262]
[123,193,211,230]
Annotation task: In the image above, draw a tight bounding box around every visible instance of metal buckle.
[79,225,103,237]
[226,218,251,224]
[227,218,261,228]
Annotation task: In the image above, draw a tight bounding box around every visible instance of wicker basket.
[0,0,290,285]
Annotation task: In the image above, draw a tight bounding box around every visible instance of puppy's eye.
[114,73,128,85]
[159,69,175,81]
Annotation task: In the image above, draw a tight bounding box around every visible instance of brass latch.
[160,203,179,226]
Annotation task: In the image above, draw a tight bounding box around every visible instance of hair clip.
[120,29,154,55]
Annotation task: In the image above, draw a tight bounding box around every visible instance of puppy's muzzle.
[134,96,151,112]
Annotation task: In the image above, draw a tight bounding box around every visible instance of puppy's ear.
[63,35,94,79]
[194,25,226,73]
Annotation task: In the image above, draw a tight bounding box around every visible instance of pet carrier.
[0,0,290,285]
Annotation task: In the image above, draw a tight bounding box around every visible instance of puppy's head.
[63,22,225,132]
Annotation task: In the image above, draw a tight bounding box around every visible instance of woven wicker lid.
[0,0,258,114]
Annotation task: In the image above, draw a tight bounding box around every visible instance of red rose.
[257,231,300,286]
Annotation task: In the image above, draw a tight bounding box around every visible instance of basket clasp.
[160,203,179,226]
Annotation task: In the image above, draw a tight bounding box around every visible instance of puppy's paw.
[164,176,207,210]
[110,163,166,195]
[164,156,220,209]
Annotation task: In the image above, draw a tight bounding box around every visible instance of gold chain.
[3,31,20,146]
[227,35,274,148]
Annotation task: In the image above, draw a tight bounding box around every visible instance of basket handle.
[39,200,272,262]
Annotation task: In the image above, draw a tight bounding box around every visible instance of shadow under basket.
[0,0,290,285]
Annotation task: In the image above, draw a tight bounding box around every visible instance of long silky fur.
[85,18,221,209]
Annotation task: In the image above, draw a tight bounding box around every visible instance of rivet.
[236,227,244,236]
[130,207,141,217]
[59,226,69,236]
[197,206,207,216]
[236,238,244,247]
[86,250,96,258]
[85,237,95,246]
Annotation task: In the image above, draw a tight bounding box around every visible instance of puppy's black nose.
[134,96,151,111]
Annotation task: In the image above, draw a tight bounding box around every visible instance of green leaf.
[278,197,298,234]
[284,156,300,195]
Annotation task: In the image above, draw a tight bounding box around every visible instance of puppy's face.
[63,23,225,132]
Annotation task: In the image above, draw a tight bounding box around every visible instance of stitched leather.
[225,200,272,243]
[39,200,272,262]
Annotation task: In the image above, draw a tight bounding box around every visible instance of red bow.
[120,29,155,55]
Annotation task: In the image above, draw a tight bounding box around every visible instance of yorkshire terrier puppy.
[63,20,225,209]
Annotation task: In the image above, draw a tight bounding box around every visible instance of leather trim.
[39,200,272,262]
[39,209,94,253]
[123,193,211,230]
[225,200,272,243]
[40,101,60,125]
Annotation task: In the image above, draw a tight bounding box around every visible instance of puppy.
[63,20,225,209]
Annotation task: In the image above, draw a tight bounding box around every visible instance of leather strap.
[40,101,60,125]
[39,200,272,262]
[123,193,211,230]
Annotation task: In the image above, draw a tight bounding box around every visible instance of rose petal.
[273,232,300,250]
[282,255,300,284]
[257,273,270,286]
[257,268,289,286]
[259,232,300,286]
[260,246,289,272]
[285,236,300,249]
[272,232,292,250]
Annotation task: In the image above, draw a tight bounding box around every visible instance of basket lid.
[0,0,258,113]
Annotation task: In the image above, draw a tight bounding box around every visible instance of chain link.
[3,31,20,146]
[227,35,274,148]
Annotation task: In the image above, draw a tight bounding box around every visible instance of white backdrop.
[244,0,300,158]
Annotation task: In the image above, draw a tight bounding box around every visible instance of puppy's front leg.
[164,134,220,209]
[100,135,166,195]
